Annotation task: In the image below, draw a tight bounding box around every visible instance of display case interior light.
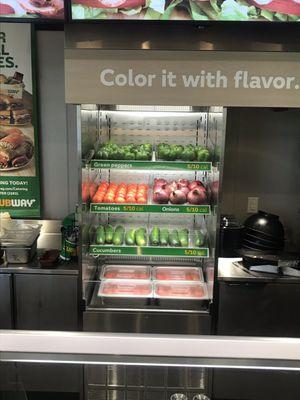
[116,105,193,112]
[111,106,194,117]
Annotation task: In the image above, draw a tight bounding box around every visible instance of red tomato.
[126,198,136,204]
[116,197,126,203]
[138,184,149,190]
[73,0,145,9]
[0,3,15,14]
[250,0,300,15]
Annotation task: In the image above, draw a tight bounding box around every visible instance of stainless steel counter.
[0,262,78,275]
[218,257,300,283]
[0,231,78,275]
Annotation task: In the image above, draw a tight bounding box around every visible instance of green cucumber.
[113,225,125,246]
[160,228,169,246]
[135,227,147,246]
[105,225,114,244]
[150,227,160,246]
[96,226,105,245]
[195,231,205,247]
[125,228,136,246]
[178,228,189,247]
[169,230,180,247]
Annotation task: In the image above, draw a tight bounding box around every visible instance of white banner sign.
[65,50,300,107]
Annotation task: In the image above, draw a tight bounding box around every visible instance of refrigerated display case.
[80,105,224,334]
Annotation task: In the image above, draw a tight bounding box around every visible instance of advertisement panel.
[0,0,65,20]
[0,23,41,218]
[71,0,300,22]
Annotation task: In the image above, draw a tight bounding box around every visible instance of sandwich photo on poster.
[0,57,34,174]
[0,0,64,19]
[0,23,41,218]
[71,0,300,21]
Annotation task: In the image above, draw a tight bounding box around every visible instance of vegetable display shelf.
[90,203,211,215]
[90,159,212,172]
[89,245,209,258]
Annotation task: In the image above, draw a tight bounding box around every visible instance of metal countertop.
[0,232,78,275]
[0,261,78,275]
[218,258,300,284]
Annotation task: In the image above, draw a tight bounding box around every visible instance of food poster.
[0,1,65,19]
[0,23,41,217]
[71,0,300,22]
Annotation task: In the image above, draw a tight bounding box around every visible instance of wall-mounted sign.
[65,50,300,107]
[71,0,300,22]
[0,0,65,20]
[0,23,41,218]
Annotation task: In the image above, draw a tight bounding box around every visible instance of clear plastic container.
[98,280,153,307]
[101,265,151,281]
[154,282,208,299]
[0,221,41,264]
[153,266,203,282]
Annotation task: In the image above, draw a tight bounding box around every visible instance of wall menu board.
[0,0,64,20]
[0,23,41,218]
[71,0,300,22]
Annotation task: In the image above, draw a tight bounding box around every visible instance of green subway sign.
[89,245,209,258]
[90,203,211,215]
[91,160,212,171]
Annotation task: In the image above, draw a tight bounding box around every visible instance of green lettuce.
[162,0,185,20]
[219,0,256,20]
[189,1,209,21]
[147,0,166,14]
[120,6,143,15]
[71,4,119,19]
[144,7,162,19]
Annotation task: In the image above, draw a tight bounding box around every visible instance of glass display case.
[80,105,225,334]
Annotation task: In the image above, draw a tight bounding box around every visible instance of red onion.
[187,188,207,205]
[154,183,171,195]
[166,181,178,193]
[210,181,219,202]
[153,178,167,189]
[180,186,190,196]
[177,179,190,189]
[170,190,187,205]
[152,189,169,204]
[189,180,205,190]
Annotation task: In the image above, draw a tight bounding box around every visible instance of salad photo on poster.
[0,0,64,19]
[71,0,300,21]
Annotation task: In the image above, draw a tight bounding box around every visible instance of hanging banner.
[0,23,41,218]
[65,50,300,108]
[70,0,300,22]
